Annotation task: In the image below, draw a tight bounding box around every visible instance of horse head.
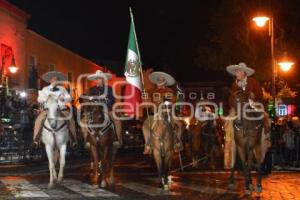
[158,100,173,123]
[45,95,60,129]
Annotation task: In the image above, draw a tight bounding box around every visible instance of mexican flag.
[123,9,142,117]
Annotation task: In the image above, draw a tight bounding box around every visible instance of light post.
[0,55,19,86]
[252,16,294,116]
[252,16,276,107]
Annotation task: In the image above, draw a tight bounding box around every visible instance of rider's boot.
[32,120,44,148]
[32,134,41,149]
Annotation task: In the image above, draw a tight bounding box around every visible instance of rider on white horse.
[33,71,78,148]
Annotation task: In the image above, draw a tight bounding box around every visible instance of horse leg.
[90,145,99,185]
[109,146,117,186]
[210,144,216,170]
[153,150,164,188]
[89,149,94,175]
[45,145,55,188]
[100,147,108,188]
[236,145,251,195]
[161,155,169,190]
[166,153,173,188]
[254,143,263,193]
[247,148,254,191]
[57,144,67,183]
[52,151,58,183]
[228,166,235,190]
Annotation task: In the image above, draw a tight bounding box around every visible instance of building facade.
[0,0,124,101]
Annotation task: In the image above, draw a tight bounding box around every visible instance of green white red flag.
[123,8,142,117]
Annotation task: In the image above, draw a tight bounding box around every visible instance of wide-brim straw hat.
[87,70,112,81]
[226,62,255,76]
[149,71,175,86]
[41,71,67,83]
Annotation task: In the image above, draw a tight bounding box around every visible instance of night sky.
[6,0,300,84]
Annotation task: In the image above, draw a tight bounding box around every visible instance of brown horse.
[228,89,264,195]
[143,101,182,190]
[80,100,117,187]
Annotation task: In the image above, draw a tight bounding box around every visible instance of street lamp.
[277,52,294,72]
[253,15,276,116]
[0,55,18,86]
[253,15,295,117]
[278,60,294,72]
[252,16,270,27]
[8,56,18,74]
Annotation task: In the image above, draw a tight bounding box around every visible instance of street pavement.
[0,148,299,200]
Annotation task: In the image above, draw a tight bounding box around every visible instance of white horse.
[41,95,69,188]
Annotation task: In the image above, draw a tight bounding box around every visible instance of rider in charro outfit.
[143,71,183,155]
[80,70,122,147]
[224,63,271,169]
[32,71,78,148]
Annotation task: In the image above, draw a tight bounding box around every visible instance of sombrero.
[149,71,175,86]
[87,70,112,81]
[41,71,67,83]
[226,62,255,76]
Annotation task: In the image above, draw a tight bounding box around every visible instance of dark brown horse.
[228,89,264,195]
[80,99,117,187]
[183,116,224,169]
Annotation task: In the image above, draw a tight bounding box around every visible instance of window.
[48,64,56,71]
[28,55,37,67]
[67,71,73,83]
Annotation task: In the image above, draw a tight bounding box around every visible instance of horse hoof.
[168,176,172,183]
[245,189,252,196]
[57,177,63,184]
[163,184,169,190]
[256,185,262,193]
[48,183,54,189]
[100,180,107,188]
[110,179,115,186]
[227,183,235,190]
[90,175,99,185]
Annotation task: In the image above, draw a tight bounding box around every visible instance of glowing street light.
[278,52,294,72]
[8,56,18,74]
[278,61,294,72]
[252,16,270,27]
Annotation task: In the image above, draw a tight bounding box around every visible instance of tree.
[194,0,276,81]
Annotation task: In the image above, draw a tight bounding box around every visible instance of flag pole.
[129,7,146,94]
[129,7,149,119]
